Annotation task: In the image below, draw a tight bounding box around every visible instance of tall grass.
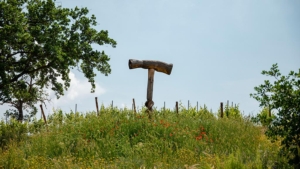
[0,105,291,168]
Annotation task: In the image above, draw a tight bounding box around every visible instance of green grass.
[0,105,291,168]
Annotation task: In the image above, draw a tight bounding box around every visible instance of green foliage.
[0,106,291,168]
[0,119,29,150]
[0,0,117,106]
[217,104,242,119]
[3,78,45,121]
[5,107,37,122]
[225,104,242,118]
[251,63,300,167]
[251,107,276,127]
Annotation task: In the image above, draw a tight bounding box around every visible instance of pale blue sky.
[1,0,300,119]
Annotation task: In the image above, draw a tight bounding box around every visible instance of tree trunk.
[17,100,23,122]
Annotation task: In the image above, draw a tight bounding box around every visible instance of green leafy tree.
[251,107,276,127]
[4,75,49,122]
[250,64,300,167]
[0,0,117,119]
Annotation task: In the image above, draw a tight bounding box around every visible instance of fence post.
[226,100,229,117]
[220,102,223,118]
[133,98,137,114]
[227,100,229,109]
[40,104,47,125]
[176,101,178,114]
[95,97,99,115]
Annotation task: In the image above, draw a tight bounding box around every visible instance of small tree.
[251,107,276,127]
[4,75,49,122]
[250,64,300,167]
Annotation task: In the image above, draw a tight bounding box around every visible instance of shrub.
[251,63,300,168]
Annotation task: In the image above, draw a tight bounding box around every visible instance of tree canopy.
[0,0,117,118]
[251,64,300,167]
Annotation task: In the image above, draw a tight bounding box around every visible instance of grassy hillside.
[0,105,291,168]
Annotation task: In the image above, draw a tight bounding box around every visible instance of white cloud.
[46,71,106,111]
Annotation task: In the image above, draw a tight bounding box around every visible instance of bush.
[251,107,276,127]
[251,63,300,168]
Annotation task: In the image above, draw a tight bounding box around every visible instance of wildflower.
[196,135,202,140]
[160,120,164,124]
[164,122,170,128]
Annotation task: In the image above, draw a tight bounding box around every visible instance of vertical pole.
[95,97,99,115]
[146,69,155,111]
[232,102,233,107]
[176,101,178,114]
[188,100,189,110]
[197,101,198,112]
[226,100,229,117]
[133,98,136,114]
[220,102,223,118]
[112,100,113,109]
[40,104,47,124]
[75,104,77,113]
[146,69,155,119]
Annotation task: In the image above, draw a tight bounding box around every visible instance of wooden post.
[227,100,229,110]
[226,100,229,117]
[176,101,179,114]
[95,97,99,115]
[133,98,136,114]
[146,69,155,111]
[40,104,47,124]
[220,102,223,118]
[145,69,155,119]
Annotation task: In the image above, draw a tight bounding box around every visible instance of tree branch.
[6,51,31,58]
[0,60,55,90]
